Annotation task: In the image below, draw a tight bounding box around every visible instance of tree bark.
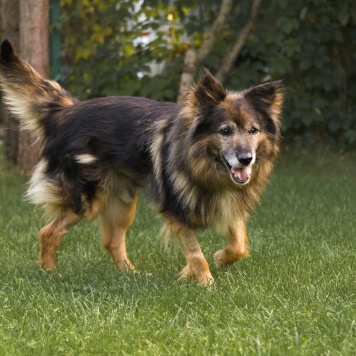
[17,0,49,173]
[177,48,198,102]
[215,0,263,83]
[0,0,20,163]
[195,0,234,65]
[177,0,233,102]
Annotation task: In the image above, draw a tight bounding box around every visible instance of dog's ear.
[193,70,226,106]
[0,39,16,64]
[244,81,284,122]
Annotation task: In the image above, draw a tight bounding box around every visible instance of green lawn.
[0,148,355,355]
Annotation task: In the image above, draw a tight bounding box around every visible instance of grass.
[0,147,355,355]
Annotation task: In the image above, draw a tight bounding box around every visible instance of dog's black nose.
[238,153,252,166]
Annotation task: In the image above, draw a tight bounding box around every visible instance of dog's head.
[185,71,284,187]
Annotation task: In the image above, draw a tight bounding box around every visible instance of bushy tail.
[0,39,77,135]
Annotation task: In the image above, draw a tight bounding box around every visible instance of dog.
[0,39,283,285]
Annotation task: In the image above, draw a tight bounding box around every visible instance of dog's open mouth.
[224,160,252,185]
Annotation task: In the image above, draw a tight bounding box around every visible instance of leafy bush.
[59,0,185,101]
[58,0,356,148]
[232,0,356,148]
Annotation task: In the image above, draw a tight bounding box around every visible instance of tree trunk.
[177,0,263,102]
[177,48,197,102]
[177,0,233,102]
[17,0,49,173]
[0,0,20,163]
[215,0,263,83]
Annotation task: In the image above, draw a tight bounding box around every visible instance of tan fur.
[30,88,281,284]
[32,165,139,272]
[100,193,137,271]
[214,220,250,267]
[0,47,76,134]
[157,84,282,284]
[38,210,81,271]
[1,42,283,285]
[163,221,214,285]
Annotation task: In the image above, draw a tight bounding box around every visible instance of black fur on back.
[40,96,181,215]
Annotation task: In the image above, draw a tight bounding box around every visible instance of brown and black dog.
[0,39,283,285]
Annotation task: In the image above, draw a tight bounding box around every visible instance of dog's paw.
[214,248,249,267]
[178,264,215,286]
[214,249,228,267]
[116,259,137,273]
[37,259,57,272]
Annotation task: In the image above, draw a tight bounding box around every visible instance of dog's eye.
[219,127,233,136]
[248,127,259,135]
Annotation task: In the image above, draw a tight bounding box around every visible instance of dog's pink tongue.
[231,166,252,181]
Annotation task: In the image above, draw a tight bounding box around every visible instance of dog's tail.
[0,39,77,135]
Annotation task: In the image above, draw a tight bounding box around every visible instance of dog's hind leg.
[100,193,138,272]
[214,219,250,267]
[38,210,82,271]
[174,225,214,285]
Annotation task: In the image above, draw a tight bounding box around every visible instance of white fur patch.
[26,160,61,210]
[75,154,97,164]
[3,91,39,132]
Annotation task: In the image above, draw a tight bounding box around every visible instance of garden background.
[0,0,355,354]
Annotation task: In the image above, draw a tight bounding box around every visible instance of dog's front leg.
[177,226,214,285]
[214,219,250,267]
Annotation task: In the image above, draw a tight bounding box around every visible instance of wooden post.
[0,0,20,163]
[17,0,49,172]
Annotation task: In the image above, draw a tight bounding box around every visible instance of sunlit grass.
[0,147,355,355]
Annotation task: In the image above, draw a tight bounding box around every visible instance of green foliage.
[58,0,249,101]
[57,0,356,147]
[225,0,356,148]
[282,1,356,147]
[58,0,186,101]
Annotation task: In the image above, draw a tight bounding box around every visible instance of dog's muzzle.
[224,152,255,185]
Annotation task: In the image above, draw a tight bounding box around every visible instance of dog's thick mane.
[149,102,275,234]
